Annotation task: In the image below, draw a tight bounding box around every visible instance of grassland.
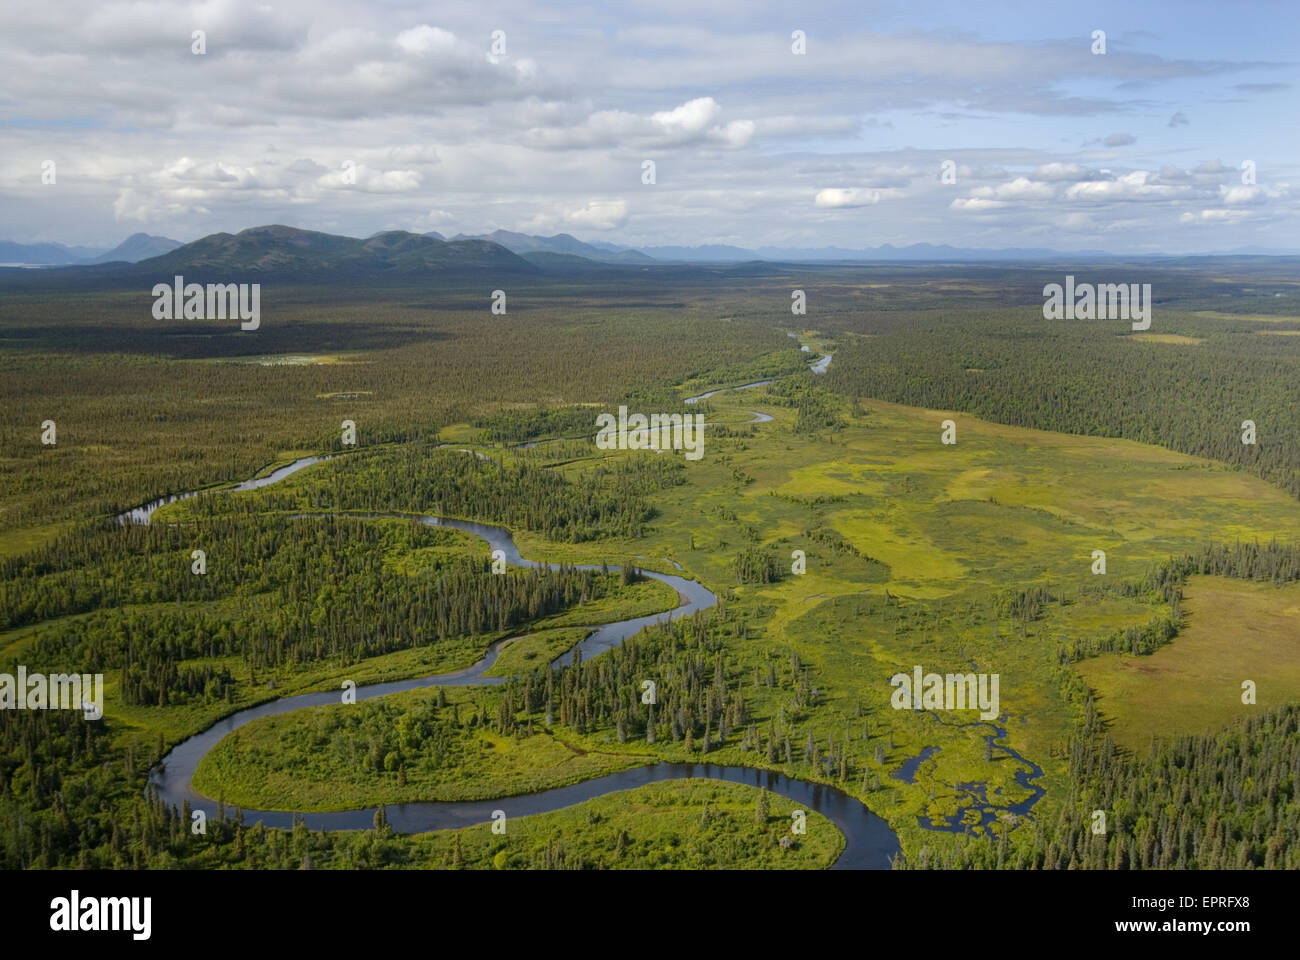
[193,685,650,810]
[484,628,591,677]
[388,780,843,870]
[1128,333,1206,345]
[1077,575,1300,750]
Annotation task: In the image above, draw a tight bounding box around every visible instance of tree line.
[824,309,1300,500]
[23,515,627,708]
[183,445,685,544]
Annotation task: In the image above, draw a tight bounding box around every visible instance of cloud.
[322,167,422,193]
[1179,209,1252,224]
[1154,163,1194,184]
[1219,184,1262,205]
[1034,162,1106,182]
[112,188,195,222]
[970,177,1056,200]
[528,97,754,149]
[75,1,302,56]
[1168,111,1190,126]
[1,4,1293,253]
[949,197,1006,211]
[1065,170,1172,200]
[523,198,629,232]
[395,25,458,56]
[652,98,721,136]
[814,188,881,208]
[564,198,629,229]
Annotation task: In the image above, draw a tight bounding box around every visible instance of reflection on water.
[116,456,331,525]
[149,509,899,867]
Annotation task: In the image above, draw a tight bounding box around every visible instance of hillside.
[136,225,540,279]
[90,233,184,264]
[448,229,656,264]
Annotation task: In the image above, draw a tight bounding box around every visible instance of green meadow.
[365,780,843,871]
[1077,575,1300,750]
[193,684,650,811]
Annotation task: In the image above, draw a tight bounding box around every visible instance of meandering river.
[137,351,906,868]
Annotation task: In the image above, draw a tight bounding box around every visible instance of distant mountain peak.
[90,233,183,264]
[446,229,656,264]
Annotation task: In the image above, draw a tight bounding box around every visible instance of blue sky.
[1,0,1296,253]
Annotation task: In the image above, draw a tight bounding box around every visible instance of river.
[136,360,905,868]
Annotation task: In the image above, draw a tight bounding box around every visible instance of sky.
[1,0,1297,253]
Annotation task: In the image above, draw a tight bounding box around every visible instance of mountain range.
[440,230,656,264]
[134,225,536,279]
[0,233,183,266]
[4,226,1298,277]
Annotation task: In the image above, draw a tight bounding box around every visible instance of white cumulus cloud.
[950,197,1006,211]
[814,188,881,208]
[970,177,1056,200]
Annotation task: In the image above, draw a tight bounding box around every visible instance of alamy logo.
[152,275,260,330]
[0,667,102,719]
[50,890,151,940]
[595,407,705,460]
[890,665,1000,720]
[1042,275,1151,331]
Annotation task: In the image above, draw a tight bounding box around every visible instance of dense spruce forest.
[2,445,685,634]
[823,307,1300,499]
[163,444,688,540]
[16,512,630,704]
[4,451,688,716]
[30,556,618,708]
